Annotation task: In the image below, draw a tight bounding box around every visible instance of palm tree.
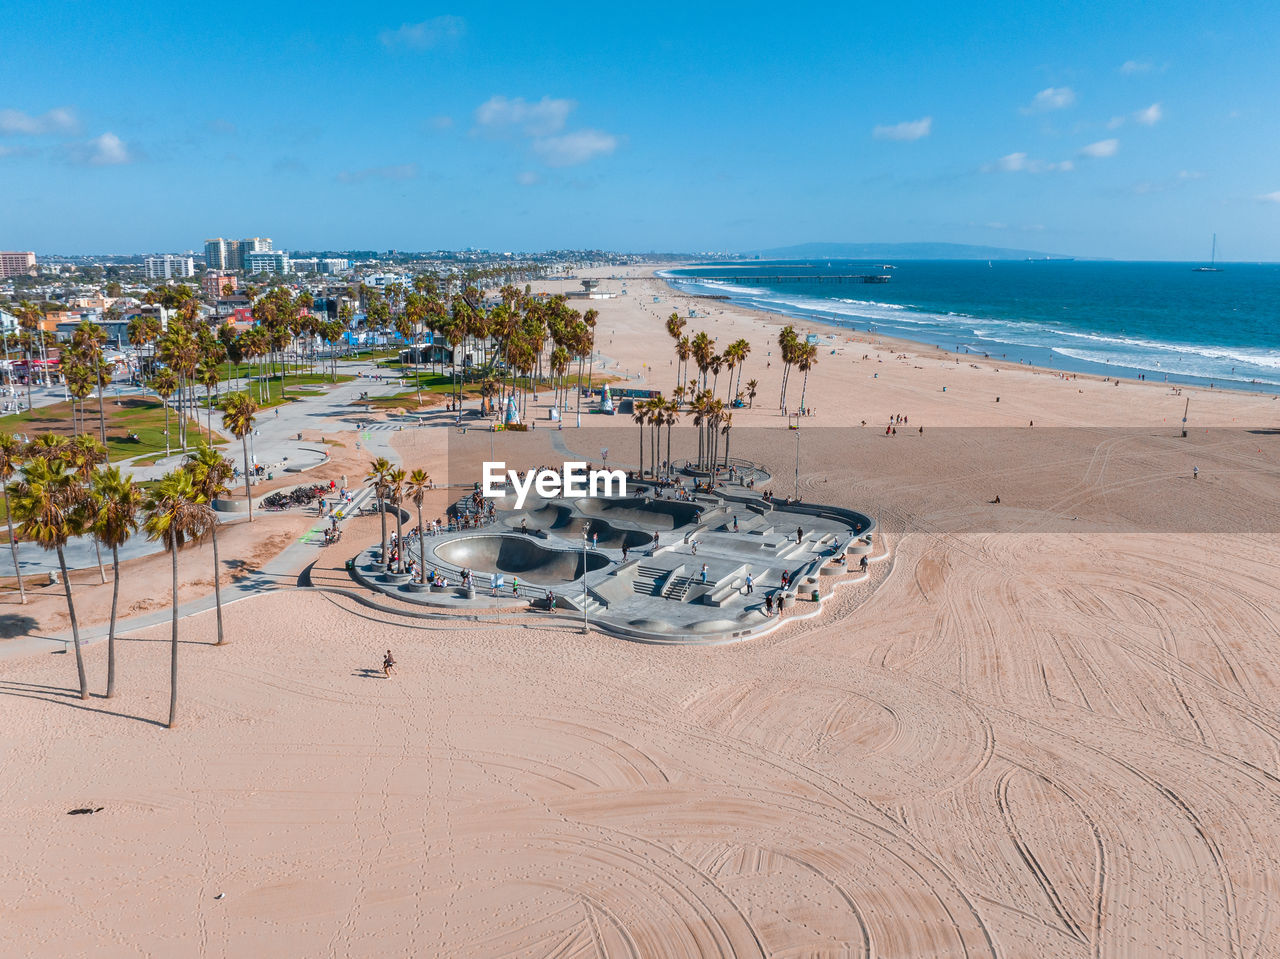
[746,378,759,409]
[9,455,90,699]
[15,300,43,411]
[797,342,819,412]
[143,469,215,729]
[89,466,142,698]
[365,457,393,566]
[72,320,110,444]
[151,368,178,458]
[184,443,232,646]
[387,468,407,572]
[220,391,259,522]
[728,338,752,401]
[0,433,27,603]
[406,469,431,582]
[632,402,647,478]
[777,326,799,412]
[197,358,221,441]
[66,434,109,584]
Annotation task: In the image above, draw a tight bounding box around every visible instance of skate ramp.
[578,497,702,530]
[435,534,608,584]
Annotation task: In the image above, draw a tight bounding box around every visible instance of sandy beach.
[3,267,1280,957]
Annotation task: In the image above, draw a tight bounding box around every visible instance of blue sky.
[1,0,1278,259]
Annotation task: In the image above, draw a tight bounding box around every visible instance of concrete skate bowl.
[499,502,573,532]
[547,517,653,550]
[434,534,608,585]
[578,497,702,530]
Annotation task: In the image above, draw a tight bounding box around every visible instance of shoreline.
[655,266,1280,399]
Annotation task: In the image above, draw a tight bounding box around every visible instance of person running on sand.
[383,650,396,677]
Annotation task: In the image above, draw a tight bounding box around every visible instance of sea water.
[663,260,1280,393]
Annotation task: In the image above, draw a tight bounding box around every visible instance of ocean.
[661,260,1280,394]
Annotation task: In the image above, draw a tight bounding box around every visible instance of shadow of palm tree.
[0,681,167,727]
[0,614,40,639]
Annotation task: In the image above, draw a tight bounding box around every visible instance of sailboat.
[1193,234,1223,272]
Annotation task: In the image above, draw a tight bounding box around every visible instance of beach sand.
[2,268,1279,957]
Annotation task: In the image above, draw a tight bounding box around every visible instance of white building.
[246,250,291,275]
[144,253,196,279]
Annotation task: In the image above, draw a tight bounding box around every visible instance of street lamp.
[582,525,589,633]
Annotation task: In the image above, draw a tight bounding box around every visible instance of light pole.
[581,525,589,633]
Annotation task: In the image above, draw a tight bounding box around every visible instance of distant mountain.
[741,241,1077,260]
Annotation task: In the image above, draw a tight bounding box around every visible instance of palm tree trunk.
[378,494,388,565]
[56,546,88,700]
[164,401,171,457]
[94,539,106,584]
[97,377,108,445]
[106,545,120,697]
[417,503,426,582]
[394,506,404,573]
[241,434,254,522]
[211,523,224,645]
[167,532,179,728]
[800,369,810,412]
[3,487,26,603]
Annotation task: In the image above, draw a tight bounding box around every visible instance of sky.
[1,0,1278,259]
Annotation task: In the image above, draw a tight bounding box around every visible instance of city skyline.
[1,0,1278,259]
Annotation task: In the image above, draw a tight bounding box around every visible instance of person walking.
[701,563,708,584]
[382,650,396,677]
[745,573,754,594]
[796,526,804,544]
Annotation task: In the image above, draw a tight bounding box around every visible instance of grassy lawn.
[365,372,620,411]
[0,396,213,462]
[218,372,354,410]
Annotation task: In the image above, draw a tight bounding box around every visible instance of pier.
[669,273,891,284]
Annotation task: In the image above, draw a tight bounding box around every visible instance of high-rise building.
[245,250,290,275]
[0,251,37,278]
[144,254,196,279]
[204,238,227,270]
[202,236,272,272]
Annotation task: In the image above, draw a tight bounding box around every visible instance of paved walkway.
[6,359,407,575]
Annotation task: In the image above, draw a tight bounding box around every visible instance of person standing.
[701,563,708,584]
[383,650,396,677]
[745,573,754,594]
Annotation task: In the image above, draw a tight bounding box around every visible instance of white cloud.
[1079,138,1119,158]
[83,132,133,165]
[429,115,454,130]
[1022,87,1076,114]
[986,152,1072,174]
[475,95,575,137]
[533,129,617,167]
[337,163,418,183]
[1120,60,1153,74]
[379,15,465,50]
[0,106,77,135]
[1258,191,1280,204]
[1178,170,1204,180]
[1133,102,1163,125]
[1107,116,1126,130]
[516,171,539,186]
[872,116,932,141]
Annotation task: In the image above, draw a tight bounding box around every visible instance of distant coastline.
[658,261,1280,396]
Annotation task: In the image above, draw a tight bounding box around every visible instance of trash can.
[345,559,354,571]
[811,589,820,602]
